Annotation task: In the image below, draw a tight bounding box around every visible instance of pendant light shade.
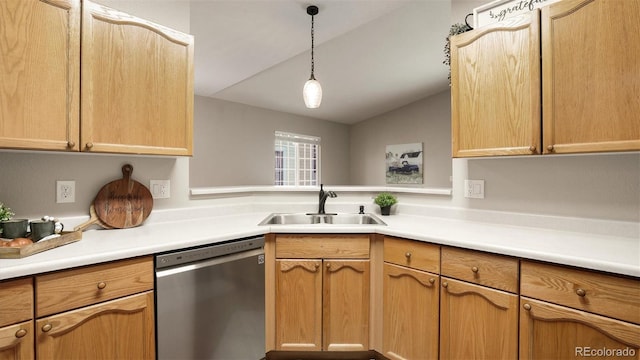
[303,77,322,109]
[303,5,322,109]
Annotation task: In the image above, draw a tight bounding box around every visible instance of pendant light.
[303,5,322,109]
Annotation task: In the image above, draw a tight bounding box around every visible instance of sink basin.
[258,213,386,226]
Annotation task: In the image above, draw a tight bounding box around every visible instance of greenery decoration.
[443,23,472,85]
[374,192,397,208]
[0,202,14,222]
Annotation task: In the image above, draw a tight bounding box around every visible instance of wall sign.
[473,0,561,28]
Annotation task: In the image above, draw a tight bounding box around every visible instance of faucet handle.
[359,205,365,214]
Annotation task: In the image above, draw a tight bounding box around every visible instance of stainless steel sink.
[258,213,386,226]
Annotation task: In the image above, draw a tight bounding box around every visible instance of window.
[274,131,320,186]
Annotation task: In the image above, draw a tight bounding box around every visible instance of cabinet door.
[440,278,518,360]
[36,291,155,360]
[520,297,640,359]
[0,278,33,328]
[451,11,541,157]
[323,259,370,351]
[0,0,80,151]
[275,259,322,351]
[0,321,34,360]
[542,0,640,154]
[81,1,194,156]
[383,263,438,360]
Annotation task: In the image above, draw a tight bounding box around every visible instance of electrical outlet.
[56,180,76,203]
[150,180,170,199]
[464,179,485,199]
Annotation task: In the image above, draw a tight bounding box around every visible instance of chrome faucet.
[318,184,337,214]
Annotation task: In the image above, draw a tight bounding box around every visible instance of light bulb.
[303,78,322,108]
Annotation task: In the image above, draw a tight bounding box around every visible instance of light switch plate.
[464,179,485,199]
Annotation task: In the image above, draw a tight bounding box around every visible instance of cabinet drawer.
[35,256,153,317]
[275,234,370,259]
[383,236,439,273]
[0,278,33,327]
[521,261,640,324]
[441,247,518,293]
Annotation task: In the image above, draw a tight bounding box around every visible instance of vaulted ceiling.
[193,0,452,124]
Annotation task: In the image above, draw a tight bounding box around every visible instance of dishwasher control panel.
[156,236,265,269]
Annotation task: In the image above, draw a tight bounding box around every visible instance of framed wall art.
[385,143,423,185]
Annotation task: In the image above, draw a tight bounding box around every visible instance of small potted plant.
[0,202,14,222]
[0,202,15,237]
[374,192,397,216]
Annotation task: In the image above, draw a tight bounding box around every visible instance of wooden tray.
[0,231,82,259]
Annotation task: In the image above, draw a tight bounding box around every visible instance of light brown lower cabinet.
[520,297,640,359]
[440,278,518,360]
[0,278,34,360]
[33,256,155,360]
[323,259,370,351]
[275,259,323,351]
[271,234,371,352]
[0,258,156,360]
[382,262,439,360]
[275,258,370,351]
[520,260,640,359]
[0,321,34,360]
[36,291,155,360]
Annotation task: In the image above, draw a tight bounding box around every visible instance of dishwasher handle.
[156,247,264,278]
[156,236,265,270]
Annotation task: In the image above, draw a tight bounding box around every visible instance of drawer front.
[383,236,439,273]
[275,234,370,259]
[441,247,519,293]
[0,278,33,327]
[35,256,154,317]
[521,261,640,324]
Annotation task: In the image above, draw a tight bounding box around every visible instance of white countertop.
[1,211,638,280]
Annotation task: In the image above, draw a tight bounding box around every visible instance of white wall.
[190,96,351,187]
[452,0,487,25]
[451,154,640,222]
[0,152,191,219]
[350,89,640,222]
[349,90,452,188]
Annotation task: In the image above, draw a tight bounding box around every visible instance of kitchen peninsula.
[1,200,638,358]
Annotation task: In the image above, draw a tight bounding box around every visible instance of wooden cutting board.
[93,164,153,229]
[74,205,113,232]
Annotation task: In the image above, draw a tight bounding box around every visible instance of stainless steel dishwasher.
[155,236,265,360]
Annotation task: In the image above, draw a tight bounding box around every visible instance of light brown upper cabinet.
[0,0,81,152]
[0,0,194,156]
[451,0,640,158]
[541,0,639,154]
[451,11,541,157]
[81,1,193,155]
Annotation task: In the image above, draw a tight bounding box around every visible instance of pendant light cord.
[310,13,315,80]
